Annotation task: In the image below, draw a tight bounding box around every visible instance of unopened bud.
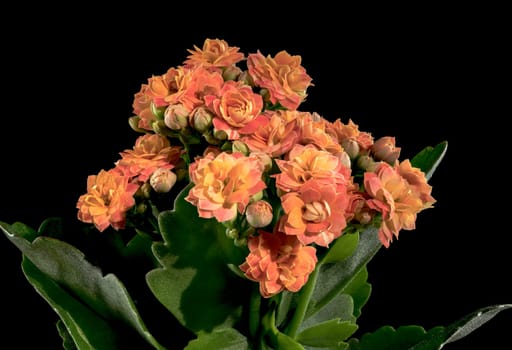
[150,102,166,121]
[232,140,249,155]
[238,71,254,86]
[222,65,242,81]
[213,129,228,141]
[357,155,377,171]
[226,228,239,239]
[128,116,146,133]
[150,168,177,193]
[372,136,401,164]
[337,151,351,169]
[250,151,273,172]
[191,107,213,133]
[164,104,190,130]
[246,200,273,228]
[342,139,360,159]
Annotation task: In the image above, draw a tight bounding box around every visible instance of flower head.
[247,50,313,110]
[279,178,349,246]
[364,161,435,247]
[204,80,266,140]
[115,134,183,183]
[184,38,245,69]
[76,169,139,232]
[185,152,267,222]
[239,229,318,298]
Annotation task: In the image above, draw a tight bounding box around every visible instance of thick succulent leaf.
[22,256,121,349]
[348,325,430,350]
[348,304,512,350]
[1,222,165,350]
[410,141,448,180]
[305,228,381,320]
[184,328,249,350]
[322,233,359,264]
[412,304,512,349]
[297,320,358,347]
[301,294,355,330]
[342,267,371,319]
[146,185,251,333]
[56,320,78,350]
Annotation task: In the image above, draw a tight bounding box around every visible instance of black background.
[1,5,509,349]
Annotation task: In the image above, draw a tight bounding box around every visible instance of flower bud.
[164,104,190,130]
[128,116,145,133]
[238,71,254,86]
[138,182,153,199]
[191,107,213,133]
[337,151,351,169]
[150,101,166,121]
[342,139,360,159]
[226,228,239,239]
[213,129,228,141]
[222,65,242,81]
[372,136,401,164]
[357,155,378,172]
[250,151,273,172]
[150,168,177,193]
[152,120,173,136]
[232,140,249,155]
[245,200,273,228]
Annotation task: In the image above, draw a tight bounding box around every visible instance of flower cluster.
[76,38,436,299]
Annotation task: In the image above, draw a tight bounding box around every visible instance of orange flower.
[115,134,183,182]
[168,66,225,111]
[327,119,374,155]
[185,152,267,222]
[274,144,351,193]
[204,80,266,140]
[297,112,343,154]
[184,38,245,68]
[279,179,349,246]
[132,84,158,131]
[247,50,313,110]
[397,159,436,206]
[364,161,435,247]
[77,169,138,232]
[241,110,300,157]
[239,229,318,298]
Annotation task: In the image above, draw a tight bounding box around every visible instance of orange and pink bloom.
[185,151,267,222]
[364,161,436,247]
[240,229,318,298]
[114,134,183,183]
[76,169,139,232]
[247,50,313,110]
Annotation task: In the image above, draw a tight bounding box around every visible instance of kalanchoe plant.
[2,38,510,350]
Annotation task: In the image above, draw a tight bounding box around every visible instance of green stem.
[284,263,320,339]
[249,284,262,339]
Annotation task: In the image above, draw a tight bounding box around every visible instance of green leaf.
[146,184,252,333]
[301,294,355,330]
[342,267,371,319]
[348,325,429,350]
[1,222,165,350]
[348,304,512,350]
[276,332,307,350]
[305,228,381,320]
[297,320,358,347]
[21,256,121,349]
[411,304,512,349]
[185,328,249,350]
[322,233,359,264]
[410,141,448,180]
[56,320,78,350]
